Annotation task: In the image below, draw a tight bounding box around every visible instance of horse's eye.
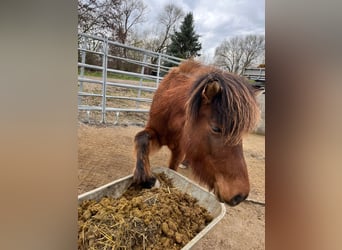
[211,126,222,134]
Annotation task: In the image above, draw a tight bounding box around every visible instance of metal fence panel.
[78,33,183,124]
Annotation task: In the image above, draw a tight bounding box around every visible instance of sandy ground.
[78,124,265,249]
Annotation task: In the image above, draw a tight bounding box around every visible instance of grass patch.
[79,69,155,83]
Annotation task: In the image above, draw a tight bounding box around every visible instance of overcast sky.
[143,0,265,60]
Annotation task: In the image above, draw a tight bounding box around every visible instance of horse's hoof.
[152,179,160,189]
[179,164,188,169]
[140,176,157,189]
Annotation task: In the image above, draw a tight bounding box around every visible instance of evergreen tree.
[167,12,202,59]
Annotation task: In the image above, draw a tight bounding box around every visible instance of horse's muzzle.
[227,193,248,206]
[214,186,248,206]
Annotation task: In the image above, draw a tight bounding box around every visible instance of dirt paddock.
[78,123,265,249]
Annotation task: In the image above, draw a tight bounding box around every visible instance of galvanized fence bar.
[105,81,156,92]
[78,92,150,102]
[77,63,103,71]
[77,77,103,84]
[78,37,87,106]
[78,92,102,97]
[77,77,157,92]
[101,37,108,123]
[79,37,87,92]
[79,105,150,113]
[137,54,147,108]
[106,67,159,81]
[78,48,104,56]
[156,54,161,87]
[107,54,156,70]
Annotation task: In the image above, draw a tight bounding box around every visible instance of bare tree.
[78,0,148,68]
[139,4,184,53]
[130,3,184,73]
[78,0,112,65]
[78,0,99,34]
[78,0,147,45]
[102,0,147,44]
[155,4,184,53]
[78,0,118,36]
[214,34,265,75]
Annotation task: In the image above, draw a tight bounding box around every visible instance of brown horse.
[133,60,260,206]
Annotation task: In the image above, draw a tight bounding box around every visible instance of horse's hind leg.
[133,128,161,188]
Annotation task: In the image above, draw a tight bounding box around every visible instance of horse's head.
[184,71,260,206]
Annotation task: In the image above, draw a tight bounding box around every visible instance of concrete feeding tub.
[78,167,226,249]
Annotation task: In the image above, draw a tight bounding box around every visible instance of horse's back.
[159,60,205,89]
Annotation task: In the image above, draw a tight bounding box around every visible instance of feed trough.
[78,167,226,249]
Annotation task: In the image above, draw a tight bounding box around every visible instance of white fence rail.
[78,33,183,124]
[242,67,265,82]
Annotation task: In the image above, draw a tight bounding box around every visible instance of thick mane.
[186,68,260,145]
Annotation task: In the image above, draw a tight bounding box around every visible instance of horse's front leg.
[169,147,185,171]
[133,128,161,188]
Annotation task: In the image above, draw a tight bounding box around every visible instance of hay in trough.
[78,173,213,250]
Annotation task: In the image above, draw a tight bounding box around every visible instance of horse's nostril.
[229,194,247,206]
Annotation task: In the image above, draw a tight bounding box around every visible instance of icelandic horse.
[133,60,260,206]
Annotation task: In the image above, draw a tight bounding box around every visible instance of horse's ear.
[202,81,222,104]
